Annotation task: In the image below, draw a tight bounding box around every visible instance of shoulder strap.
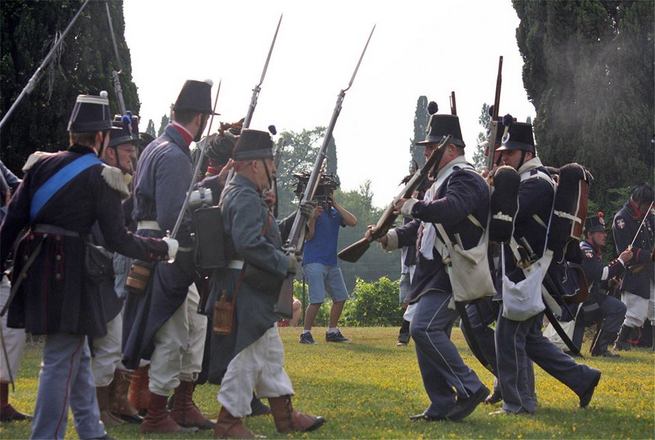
[30,153,102,221]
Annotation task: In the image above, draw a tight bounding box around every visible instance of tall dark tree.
[145,119,156,137]
[0,0,139,173]
[513,0,654,206]
[409,95,429,171]
[157,114,169,136]
[473,103,491,170]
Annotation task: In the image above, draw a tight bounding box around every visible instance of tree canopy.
[1,0,139,173]
[513,0,654,206]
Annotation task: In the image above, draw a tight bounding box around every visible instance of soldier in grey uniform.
[493,122,601,415]
[123,80,217,433]
[210,129,325,438]
[376,111,491,422]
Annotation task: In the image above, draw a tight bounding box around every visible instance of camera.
[293,172,339,210]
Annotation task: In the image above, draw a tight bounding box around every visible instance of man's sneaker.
[325,330,350,343]
[299,332,315,344]
[397,332,410,346]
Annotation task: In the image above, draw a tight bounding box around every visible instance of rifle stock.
[337,135,452,263]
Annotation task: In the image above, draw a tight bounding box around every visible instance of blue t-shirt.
[303,207,344,266]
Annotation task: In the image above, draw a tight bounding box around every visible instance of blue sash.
[30,153,102,221]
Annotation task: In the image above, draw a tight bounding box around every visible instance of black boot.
[614,325,633,351]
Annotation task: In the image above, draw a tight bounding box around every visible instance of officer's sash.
[30,153,101,221]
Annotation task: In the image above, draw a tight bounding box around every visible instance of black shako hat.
[68,91,112,133]
[585,211,607,234]
[416,114,465,148]
[233,129,274,160]
[496,122,536,153]
[173,79,219,115]
[108,113,139,148]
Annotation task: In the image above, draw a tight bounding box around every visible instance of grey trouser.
[496,311,594,413]
[410,291,484,417]
[31,333,106,440]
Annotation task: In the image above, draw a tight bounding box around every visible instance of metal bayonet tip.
[344,24,376,92]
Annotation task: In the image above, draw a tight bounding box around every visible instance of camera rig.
[293,172,340,209]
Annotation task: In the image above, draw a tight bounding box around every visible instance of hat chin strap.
[261,159,274,193]
[517,150,527,169]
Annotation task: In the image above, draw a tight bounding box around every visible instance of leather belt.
[32,224,80,237]
[228,260,244,270]
[137,220,161,231]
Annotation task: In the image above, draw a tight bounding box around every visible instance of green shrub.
[342,277,403,326]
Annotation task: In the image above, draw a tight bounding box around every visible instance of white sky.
[124,0,535,207]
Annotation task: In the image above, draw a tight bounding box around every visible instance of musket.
[629,201,654,248]
[243,14,283,129]
[104,1,126,114]
[485,56,503,171]
[275,25,376,317]
[169,81,221,241]
[224,15,283,184]
[338,134,451,263]
[449,91,457,116]
[0,0,91,131]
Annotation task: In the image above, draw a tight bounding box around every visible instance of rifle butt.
[338,237,371,263]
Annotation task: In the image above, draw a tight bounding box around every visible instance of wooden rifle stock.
[338,135,452,263]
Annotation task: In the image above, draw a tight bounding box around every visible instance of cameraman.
[300,190,357,344]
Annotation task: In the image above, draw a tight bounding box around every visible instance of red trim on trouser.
[54,337,84,439]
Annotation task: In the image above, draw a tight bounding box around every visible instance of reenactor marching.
[0,92,174,440]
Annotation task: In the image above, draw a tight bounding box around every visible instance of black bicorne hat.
[496,121,535,153]
[68,91,112,133]
[416,114,465,148]
[233,129,274,160]
[108,113,139,148]
[585,211,607,234]
[173,80,220,115]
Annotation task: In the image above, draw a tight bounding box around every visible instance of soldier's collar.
[517,156,543,175]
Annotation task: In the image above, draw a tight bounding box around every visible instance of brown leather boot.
[170,381,214,429]
[109,369,142,424]
[128,365,150,416]
[268,395,325,433]
[0,382,31,422]
[96,385,124,427]
[140,392,197,434]
[213,407,255,439]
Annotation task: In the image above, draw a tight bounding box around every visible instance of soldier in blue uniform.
[376,111,490,422]
[575,212,630,357]
[123,80,218,433]
[493,122,601,415]
[210,129,325,438]
[612,184,654,350]
[0,92,172,440]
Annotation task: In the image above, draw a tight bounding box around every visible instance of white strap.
[137,221,161,231]
[228,260,244,270]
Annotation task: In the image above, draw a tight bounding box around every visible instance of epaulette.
[101,165,130,200]
[22,151,55,172]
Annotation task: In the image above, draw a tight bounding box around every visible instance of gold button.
[55,255,62,261]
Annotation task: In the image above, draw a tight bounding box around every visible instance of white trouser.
[149,283,207,395]
[91,312,124,387]
[218,325,294,417]
[1,276,25,383]
[622,285,655,328]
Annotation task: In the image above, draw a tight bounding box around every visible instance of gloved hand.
[287,254,300,275]
[162,237,179,263]
[299,200,317,218]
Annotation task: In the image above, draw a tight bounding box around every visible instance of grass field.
[1,327,654,439]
